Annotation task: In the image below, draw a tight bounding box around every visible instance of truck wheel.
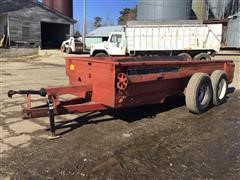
[95,53,107,57]
[186,73,213,114]
[177,53,192,61]
[193,53,211,61]
[61,45,66,53]
[66,47,72,54]
[211,70,228,106]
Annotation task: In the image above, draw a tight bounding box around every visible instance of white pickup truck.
[90,23,222,60]
[61,37,84,54]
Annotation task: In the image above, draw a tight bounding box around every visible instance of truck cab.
[90,32,126,57]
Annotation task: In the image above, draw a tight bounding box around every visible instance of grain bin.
[192,0,208,20]
[226,14,240,48]
[43,0,53,9]
[52,0,73,18]
[137,0,192,20]
[43,0,73,18]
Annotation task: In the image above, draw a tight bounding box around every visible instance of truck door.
[108,33,126,56]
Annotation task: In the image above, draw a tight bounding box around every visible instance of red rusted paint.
[16,56,235,118]
[65,57,234,109]
[45,85,92,97]
[23,100,106,118]
[224,62,235,83]
[26,95,31,110]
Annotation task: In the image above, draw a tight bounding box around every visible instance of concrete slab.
[0,176,11,180]
[0,142,11,153]
[1,106,21,113]
[0,126,10,139]
[3,135,31,146]
[9,120,46,134]
[0,48,38,58]
[37,134,49,139]
[122,132,132,138]
[5,118,22,124]
[20,142,31,148]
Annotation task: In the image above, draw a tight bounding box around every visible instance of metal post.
[48,96,60,140]
[7,15,10,47]
[82,0,86,52]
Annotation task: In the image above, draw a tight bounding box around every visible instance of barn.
[0,0,76,49]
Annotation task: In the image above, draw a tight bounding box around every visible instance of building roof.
[0,0,34,13]
[87,26,124,37]
[0,0,77,23]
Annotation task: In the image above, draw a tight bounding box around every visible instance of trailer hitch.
[7,88,61,139]
[7,85,105,139]
[8,88,47,98]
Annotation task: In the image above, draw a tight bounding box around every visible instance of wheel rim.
[198,83,208,105]
[218,78,227,100]
[117,73,128,90]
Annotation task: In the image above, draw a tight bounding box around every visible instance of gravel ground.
[0,54,239,179]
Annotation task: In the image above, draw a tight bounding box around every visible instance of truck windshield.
[110,34,122,47]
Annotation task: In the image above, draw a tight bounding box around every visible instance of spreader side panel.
[65,57,116,107]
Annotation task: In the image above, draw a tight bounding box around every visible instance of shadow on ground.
[50,87,236,136]
[52,95,186,136]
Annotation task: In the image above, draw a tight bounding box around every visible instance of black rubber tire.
[193,53,212,61]
[95,53,107,57]
[61,45,66,53]
[186,73,213,114]
[66,47,72,54]
[177,53,192,61]
[211,70,228,106]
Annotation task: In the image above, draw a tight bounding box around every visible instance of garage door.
[41,22,70,49]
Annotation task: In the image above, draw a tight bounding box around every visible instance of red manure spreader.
[8,56,235,138]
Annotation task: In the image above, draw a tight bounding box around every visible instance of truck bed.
[126,24,222,53]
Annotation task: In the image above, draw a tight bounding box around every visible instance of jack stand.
[48,96,61,140]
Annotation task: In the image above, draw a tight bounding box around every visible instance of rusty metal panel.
[113,59,233,108]
[65,57,116,107]
[65,56,234,109]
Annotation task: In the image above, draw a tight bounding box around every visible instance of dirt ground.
[0,53,240,179]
